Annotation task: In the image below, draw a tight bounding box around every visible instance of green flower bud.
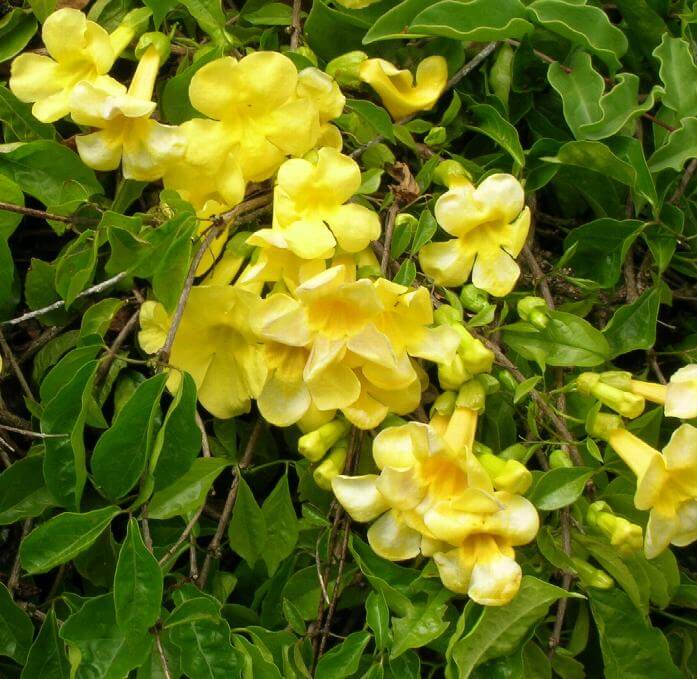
[110,7,152,54]
[456,379,486,412]
[433,160,471,187]
[135,31,171,64]
[518,296,550,330]
[326,50,368,89]
[431,391,457,417]
[587,501,643,554]
[424,126,447,146]
[433,304,462,327]
[549,449,573,469]
[457,328,494,376]
[298,419,350,462]
[438,354,468,390]
[395,212,418,231]
[496,368,518,393]
[460,284,489,313]
[291,46,318,66]
[577,372,645,419]
[478,452,532,494]
[500,443,530,462]
[572,558,614,589]
[586,412,624,441]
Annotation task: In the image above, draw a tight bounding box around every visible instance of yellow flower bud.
[478,453,532,494]
[298,419,351,462]
[571,558,614,589]
[313,444,348,490]
[517,296,550,329]
[577,372,645,419]
[587,501,643,554]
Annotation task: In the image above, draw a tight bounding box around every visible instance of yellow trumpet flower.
[138,286,267,419]
[331,407,539,604]
[419,174,530,297]
[359,56,448,120]
[596,417,697,558]
[9,8,147,123]
[71,45,185,181]
[630,364,697,420]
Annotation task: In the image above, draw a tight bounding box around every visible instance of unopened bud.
[433,160,471,187]
[135,32,171,63]
[460,284,489,313]
[424,126,447,146]
[518,296,549,329]
[587,501,643,554]
[433,304,462,327]
[572,558,614,589]
[549,449,573,469]
[586,412,624,441]
[326,50,368,89]
[500,443,530,462]
[456,379,486,412]
[291,46,318,66]
[298,419,350,461]
[313,444,348,490]
[577,372,645,419]
[110,7,151,55]
[439,354,468,390]
[431,391,457,417]
[478,453,532,494]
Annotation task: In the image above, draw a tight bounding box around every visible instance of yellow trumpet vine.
[419,174,530,297]
[70,45,185,181]
[359,56,448,120]
[332,407,539,605]
[630,364,697,420]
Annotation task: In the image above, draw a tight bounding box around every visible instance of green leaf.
[589,588,681,679]
[543,140,636,187]
[60,594,153,679]
[529,467,593,510]
[21,608,70,679]
[345,99,395,142]
[527,0,628,71]
[364,0,432,43]
[612,0,666,54]
[151,372,201,491]
[0,141,102,209]
[467,103,525,167]
[0,582,33,664]
[244,2,292,26]
[391,589,450,658]
[0,85,55,142]
[54,229,100,307]
[412,208,438,252]
[410,0,533,42]
[647,118,697,172]
[41,360,98,510]
[603,286,662,357]
[514,376,541,404]
[261,475,299,575]
[79,298,123,343]
[448,576,581,677]
[180,0,229,46]
[393,259,417,286]
[502,311,610,368]
[653,34,697,119]
[91,373,168,501]
[305,0,372,60]
[315,631,371,678]
[0,454,56,525]
[0,9,37,63]
[148,457,231,520]
[20,505,121,574]
[563,218,643,288]
[28,0,56,22]
[366,591,390,651]
[229,475,267,567]
[114,518,163,636]
[142,0,178,26]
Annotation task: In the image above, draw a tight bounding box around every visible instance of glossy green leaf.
[366,591,390,651]
[363,0,432,43]
[0,454,56,525]
[467,103,525,166]
[20,608,70,679]
[261,474,299,575]
[0,85,54,143]
[653,34,697,119]
[315,631,371,678]
[20,505,121,574]
[0,582,33,664]
[391,589,450,658]
[148,457,231,520]
[114,518,163,636]
[648,118,697,172]
[603,286,662,357]
[0,9,37,63]
[180,0,229,46]
[529,467,594,510]
[543,141,636,187]
[345,99,395,142]
[54,229,99,307]
[229,475,266,567]
[91,373,168,500]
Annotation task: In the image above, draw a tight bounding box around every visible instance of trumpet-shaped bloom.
[10,9,119,122]
[183,52,343,185]
[607,424,697,558]
[260,148,380,259]
[630,364,697,420]
[359,56,448,120]
[138,286,267,419]
[251,263,459,429]
[331,409,539,604]
[419,174,530,297]
[71,46,185,181]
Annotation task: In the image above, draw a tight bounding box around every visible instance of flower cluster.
[332,403,538,605]
[583,365,697,558]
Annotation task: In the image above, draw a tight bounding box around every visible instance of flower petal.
[251,293,311,346]
[258,372,311,427]
[372,422,426,469]
[665,365,697,419]
[663,423,697,470]
[307,361,361,411]
[367,510,422,560]
[645,509,676,559]
[75,128,123,172]
[471,247,521,298]
[326,203,381,252]
[375,466,425,510]
[419,238,474,288]
[331,474,388,522]
[138,301,170,354]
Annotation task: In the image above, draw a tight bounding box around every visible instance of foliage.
[0,0,696,678]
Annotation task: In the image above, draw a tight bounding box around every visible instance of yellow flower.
[603,423,697,558]
[71,46,185,181]
[359,56,448,120]
[261,148,380,260]
[183,52,343,185]
[9,8,131,123]
[419,174,530,297]
[331,407,539,604]
[138,287,267,419]
[630,364,697,420]
[251,263,459,429]
[296,67,345,150]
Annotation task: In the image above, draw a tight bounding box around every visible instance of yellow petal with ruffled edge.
[122,119,186,182]
[326,203,381,253]
[468,537,522,606]
[297,67,346,122]
[359,56,447,120]
[251,293,312,347]
[367,509,422,560]
[138,301,170,354]
[665,365,697,419]
[471,246,522,298]
[375,466,425,511]
[331,475,389,522]
[372,422,427,469]
[342,386,389,430]
[307,360,361,411]
[419,238,475,288]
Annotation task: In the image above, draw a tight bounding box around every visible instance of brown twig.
[522,244,554,309]
[0,329,35,400]
[670,158,697,204]
[154,632,173,679]
[7,518,32,593]
[380,204,399,276]
[95,308,141,385]
[290,0,302,49]
[446,41,499,90]
[158,506,206,567]
[0,423,65,439]
[0,200,82,224]
[198,419,263,589]
[2,272,128,327]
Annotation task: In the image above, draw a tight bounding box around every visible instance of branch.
[290,0,302,49]
[7,519,32,594]
[95,307,141,385]
[0,329,34,400]
[380,204,399,276]
[670,158,697,204]
[446,41,499,90]
[0,200,82,224]
[2,272,128,327]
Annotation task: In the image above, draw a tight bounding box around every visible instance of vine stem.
[446,41,499,90]
[0,200,80,224]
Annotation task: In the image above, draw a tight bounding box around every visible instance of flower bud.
[460,284,489,313]
[456,327,494,376]
[517,296,550,329]
[577,372,645,419]
[313,443,348,490]
[496,368,518,393]
[549,449,573,469]
[290,46,318,66]
[456,379,486,412]
[586,412,624,441]
[438,354,468,390]
[572,558,614,589]
[135,31,171,64]
[109,7,152,55]
[433,304,462,327]
[298,419,350,461]
[326,50,368,89]
[424,126,447,146]
[478,453,532,494]
[431,391,457,417]
[587,501,643,554]
[433,160,470,187]
[500,443,530,462]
